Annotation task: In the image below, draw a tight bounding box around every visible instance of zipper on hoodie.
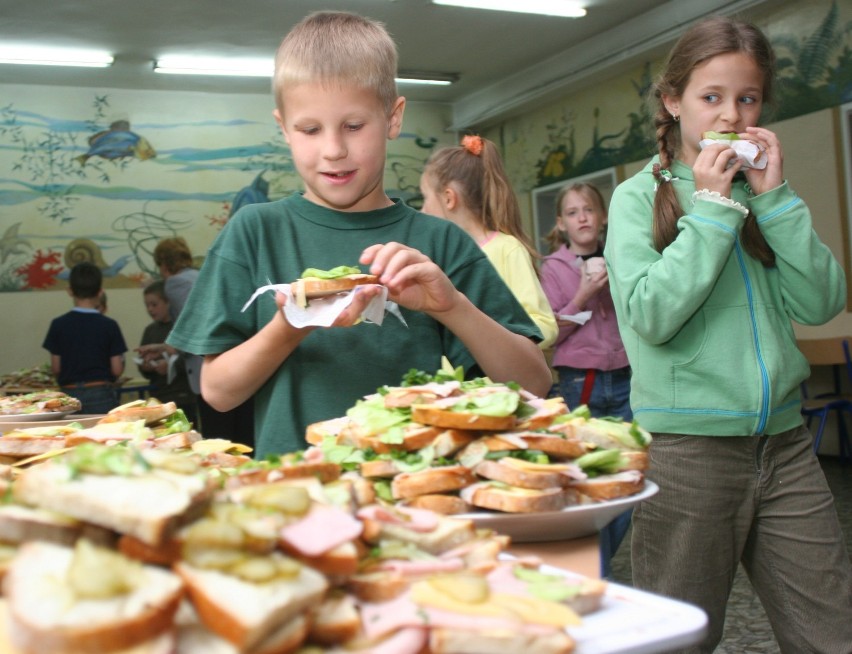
[735,243,769,433]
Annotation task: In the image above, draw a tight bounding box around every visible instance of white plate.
[0,411,74,423]
[456,481,658,542]
[538,561,708,653]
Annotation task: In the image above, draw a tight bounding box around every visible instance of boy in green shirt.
[167,11,551,457]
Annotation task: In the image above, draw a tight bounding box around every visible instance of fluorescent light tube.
[154,56,274,77]
[0,46,114,68]
[433,0,586,18]
[395,77,454,86]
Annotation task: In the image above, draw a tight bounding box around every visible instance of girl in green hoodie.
[605,15,852,653]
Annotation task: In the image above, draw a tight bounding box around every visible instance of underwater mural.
[0,88,449,293]
[524,0,852,191]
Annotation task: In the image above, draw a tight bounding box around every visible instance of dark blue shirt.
[43,308,127,385]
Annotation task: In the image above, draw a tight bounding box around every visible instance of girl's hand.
[692,142,742,198]
[575,266,608,308]
[742,126,783,195]
[361,242,459,314]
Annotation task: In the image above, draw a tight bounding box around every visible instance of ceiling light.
[153,56,274,77]
[396,71,459,86]
[0,45,114,68]
[432,0,586,18]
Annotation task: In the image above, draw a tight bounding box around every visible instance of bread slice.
[307,592,361,646]
[13,454,213,546]
[0,504,116,548]
[291,273,379,300]
[473,458,575,490]
[177,610,309,654]
[4,540,183,654]
[462,483,578,513]
[570,470,645,501]
[99,400,178,426]
[360,510,477,555]
[403,493,471,515]
[224,460,341,488]
[391,465,477,500]
[411,404,517,431]
[345,423,443,455]
[0,426,74,458]
[175,558,328,652]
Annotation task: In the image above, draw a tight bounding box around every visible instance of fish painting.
[228,173,270,218]
[75,120,156,166]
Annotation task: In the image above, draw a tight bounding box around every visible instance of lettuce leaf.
[450,391,519,417]
[346,395,411,436]
[299,265,361,279]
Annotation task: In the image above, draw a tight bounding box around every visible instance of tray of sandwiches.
[0,395,705,653]
[305,366,656,542]
[0,390,82,424]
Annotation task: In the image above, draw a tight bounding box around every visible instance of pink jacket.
[540,245,628,371]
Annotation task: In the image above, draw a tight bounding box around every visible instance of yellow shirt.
[481,232,557,350]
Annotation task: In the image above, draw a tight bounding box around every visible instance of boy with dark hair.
[43,262,127,414]
[167,10,552,458]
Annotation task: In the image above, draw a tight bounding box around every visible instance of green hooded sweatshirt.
[605,157,845,436]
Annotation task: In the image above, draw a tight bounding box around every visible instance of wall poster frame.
[530,168,618,255]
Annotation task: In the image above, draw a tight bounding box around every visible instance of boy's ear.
[387,96,406,140]
[273,109,291,145]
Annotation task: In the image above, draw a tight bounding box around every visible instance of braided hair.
[651,16,776,266]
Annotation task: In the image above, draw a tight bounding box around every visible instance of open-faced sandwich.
[290,265,380,309]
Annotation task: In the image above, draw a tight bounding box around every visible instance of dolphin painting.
[228,173,270,218]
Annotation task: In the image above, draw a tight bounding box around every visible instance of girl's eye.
[704,94,720,103]
[345,123,364,132]
[740,96,758,105]
[301,126,319,136]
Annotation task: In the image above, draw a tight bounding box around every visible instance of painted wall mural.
[499,0,852,196]
[0,86,448,293]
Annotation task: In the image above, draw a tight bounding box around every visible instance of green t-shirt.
[167,193,541,458]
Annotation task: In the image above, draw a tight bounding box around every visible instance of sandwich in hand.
[699,131,767,169]
[291,265,379,308]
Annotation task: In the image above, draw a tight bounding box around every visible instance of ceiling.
[0,0,773,129]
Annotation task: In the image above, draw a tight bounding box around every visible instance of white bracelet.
[693,189,749,217]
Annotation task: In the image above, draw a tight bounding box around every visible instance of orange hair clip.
[461,134,483,156]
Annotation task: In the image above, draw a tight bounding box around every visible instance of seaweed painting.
[532,1,852,189]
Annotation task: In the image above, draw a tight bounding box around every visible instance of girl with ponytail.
[605,15,851,652]
[420,135,557,349]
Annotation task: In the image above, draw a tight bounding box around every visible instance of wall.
[0,87,454,374]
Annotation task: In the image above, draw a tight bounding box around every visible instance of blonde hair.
[273,11,399,115]
[545,182,608,253]
[651,16,776,266]
[423,136,539,263]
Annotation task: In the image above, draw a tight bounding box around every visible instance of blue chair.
[798,337,852,461]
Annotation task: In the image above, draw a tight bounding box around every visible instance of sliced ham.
[279,503,362,557]
[356,505,439,533]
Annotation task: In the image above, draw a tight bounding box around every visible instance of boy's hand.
[360,242,459,314]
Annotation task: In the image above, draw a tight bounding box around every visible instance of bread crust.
[465,485,576,513]
[5,541,183,654]
[570,472,644,501]
[411,405,516,431]
[473,459,572,490]
[291,274,379,299]
[403,494,471,515]
[391,465,477,500]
